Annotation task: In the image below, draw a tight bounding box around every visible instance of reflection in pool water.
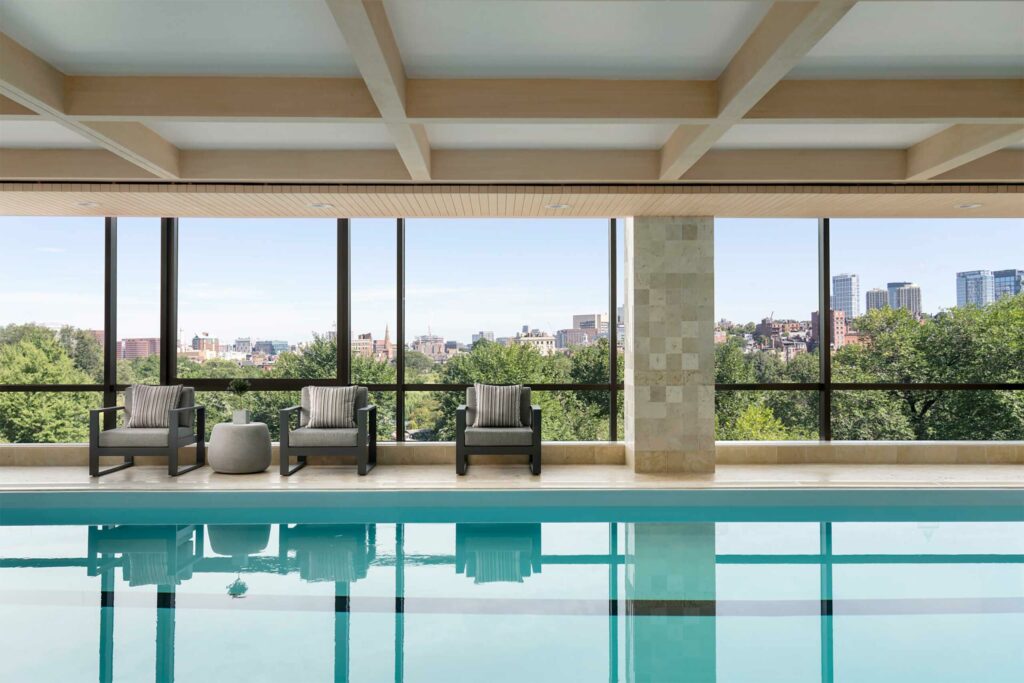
[1,495,1022,682]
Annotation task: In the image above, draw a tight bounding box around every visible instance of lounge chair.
[89,385,206,477]
[279,386,377,476]
[456,385,541,475]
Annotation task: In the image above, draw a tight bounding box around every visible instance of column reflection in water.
[623,523,716,683]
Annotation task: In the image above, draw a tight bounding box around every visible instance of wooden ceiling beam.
[4,147,1021,184]
[906,124,1024,181]
[325,0,431,180]
[750,79,1024,123]
[660,0,857,180]
[0,32,181,178]
[66,76,380,121]
[0,75,1012,125]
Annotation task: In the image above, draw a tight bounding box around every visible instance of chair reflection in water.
[87,524,205,683]
[279,524,377,682]
[455,524,542,584]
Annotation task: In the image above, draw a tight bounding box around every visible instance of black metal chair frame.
[456,404,542,476]
[279,404,377,476]
[89,405,206,478]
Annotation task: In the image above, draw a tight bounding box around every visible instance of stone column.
[624,216,715,473]
[623,523,716,682]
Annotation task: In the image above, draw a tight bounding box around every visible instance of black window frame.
[715,217,1024,440]
[1,216,623,442]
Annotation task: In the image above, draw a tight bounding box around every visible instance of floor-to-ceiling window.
[715,217,1024,441]
[0,215,622,443]
[0,216,105,442]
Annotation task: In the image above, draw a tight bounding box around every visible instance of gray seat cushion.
[288,427,359,448]
[299,386,368,427]
[98,427,195,448]
[464,427,534,447]
[467,386,532,428]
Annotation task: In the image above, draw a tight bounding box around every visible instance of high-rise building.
[573,313,608,334]
[121,337,160,360]
[471,331,495,344]
[993,269,1023,299]
[232,337,252,353]
[352,332,373,358]
[810,310,847,350]
[555,328,599,349]
[865,288,888,312]
[831,273,860,320]
[887,282,922,316]
[956,270,995,308]
[512,330,556,356]
[411,334,447,362]
[192,334,218,352]
[253,340,288,356]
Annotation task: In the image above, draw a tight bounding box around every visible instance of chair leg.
[281,454,308,476]
[456,446,468,476]
[530,448,541,475]
[357,448,376,476]
[168,446,203,477]
[90,451,134,478]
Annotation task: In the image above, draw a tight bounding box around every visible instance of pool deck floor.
[2,464,1023,491]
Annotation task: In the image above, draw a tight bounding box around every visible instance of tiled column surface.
[624,523,716,682]
[625,216,715,473]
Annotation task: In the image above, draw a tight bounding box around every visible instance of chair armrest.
[167,404,204,441]
[456,405,467,441]
[279,405,302,434]
[357,404,377,445]
[91,405,126,415]
[531,406,542,437]
[168,405,199,416]
[90,405,125,436]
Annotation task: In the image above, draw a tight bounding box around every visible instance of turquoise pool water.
[1,490,1022,682]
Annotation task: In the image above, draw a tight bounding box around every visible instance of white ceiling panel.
[426,123,677,150]
[715,124,949,150]
[0,119,98,148]
[385,0,769,79]
[145,121,396,150]
[791,1,1024,79]
[0,0,358,76]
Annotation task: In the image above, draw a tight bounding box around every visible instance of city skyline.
[5,216,1022,338]
[716,217,1024,323]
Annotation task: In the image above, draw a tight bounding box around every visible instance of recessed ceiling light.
[545,203,571,210]
[956,202,983,210]
[309,202,333,209]
[76,201,99,208]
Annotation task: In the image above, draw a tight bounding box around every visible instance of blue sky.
[715,217,1024,323]
[2,215,1021,343]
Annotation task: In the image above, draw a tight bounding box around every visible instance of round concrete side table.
[208,422,272,474]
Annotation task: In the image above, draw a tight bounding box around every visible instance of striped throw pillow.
[307,386,358,429]
[474,383,522,427]
[127,384,183,428]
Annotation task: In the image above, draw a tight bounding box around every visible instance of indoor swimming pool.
[1,490,1022,682]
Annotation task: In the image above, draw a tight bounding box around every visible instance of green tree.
[404,350,436,381]
[57,326,103,382]
[718,403,798,441]
[431,340,603,441]
[0,337,97,442]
